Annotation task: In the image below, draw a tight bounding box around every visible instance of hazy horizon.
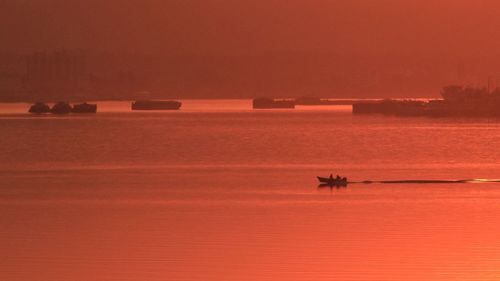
[2,1,500,99]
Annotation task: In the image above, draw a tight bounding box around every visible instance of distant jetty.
[295,97,338,105]
[353,85,500,117]
[295,97,379,106]
[353,99,427,116]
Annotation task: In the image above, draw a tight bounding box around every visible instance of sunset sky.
[3,0,500,97]
[1,0,500,56]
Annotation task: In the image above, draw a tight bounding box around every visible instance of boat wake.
[318,176,500,189]
[351,179,500,184]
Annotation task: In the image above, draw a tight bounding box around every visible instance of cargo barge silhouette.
[253,98,295,109]
[353,85,500,117]
[131,100,182,110]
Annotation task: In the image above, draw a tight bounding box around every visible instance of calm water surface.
[2,100,500,280]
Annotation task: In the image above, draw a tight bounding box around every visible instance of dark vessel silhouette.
[28,102,50,114]
[317,174,348,187]
[71,102,97,113]
[131,100,182,110]
[252,98,295,109]
[50,102,72,114]
[353,85,500,117]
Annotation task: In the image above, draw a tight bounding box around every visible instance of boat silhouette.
[50,102,72,114]
[317,175,348,187]
[72,102,97,113]
[252,98,295,109]
[28,102,50,114]
[131,100,181,110]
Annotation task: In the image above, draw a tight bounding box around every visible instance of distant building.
[25,50,87,98]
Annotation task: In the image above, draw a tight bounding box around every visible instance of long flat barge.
[353,85,500,117]
[131,100,182,110]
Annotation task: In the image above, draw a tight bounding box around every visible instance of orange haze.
[2,0,500,98]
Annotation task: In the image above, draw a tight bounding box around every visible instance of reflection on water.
[355,178,500,184]
[318,183,348,188]
[2,101,500,280]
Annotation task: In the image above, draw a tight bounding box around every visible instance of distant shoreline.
[0,97,437,105]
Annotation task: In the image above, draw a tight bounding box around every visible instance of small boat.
[50,102,72,114]
[71,102,97,113]
[317,175,348,186]
[28,102,50,114]
[131,100,181,110]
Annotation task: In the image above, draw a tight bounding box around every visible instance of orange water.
[2,101,500,280]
